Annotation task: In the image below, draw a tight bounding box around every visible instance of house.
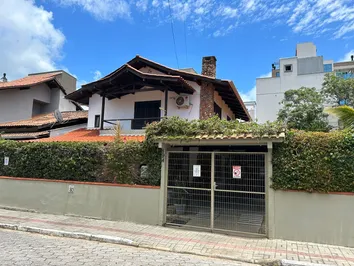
[0,71,88,140]
[0,111,88,140]
[0,70,81,124]
[65,55,250,136]
[256,42,354,125]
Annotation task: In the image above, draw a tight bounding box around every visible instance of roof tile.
[0,72,61,90]
[0,111,88,128]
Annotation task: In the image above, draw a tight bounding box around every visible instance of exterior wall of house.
[59,90,76,111]
[0,84,51,123]
[270,190,354,247]
[0,177,160,225]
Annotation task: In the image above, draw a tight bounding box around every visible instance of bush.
[272,130,354,192]
[0,140,162,186]
[103,140,161,186]
[0,141,105,181]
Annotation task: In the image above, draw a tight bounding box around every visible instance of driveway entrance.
[166,151,266,236]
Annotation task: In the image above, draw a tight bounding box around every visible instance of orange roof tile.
[0,72,61,90]
[33,128,145,143]
[0,111,88,128]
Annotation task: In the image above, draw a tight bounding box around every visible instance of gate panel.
[166,152,212,229]
[214,153,266,235]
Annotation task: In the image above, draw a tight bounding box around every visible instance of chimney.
[0,73,7,82]
[202,56,217,78]
[351,55,353,61]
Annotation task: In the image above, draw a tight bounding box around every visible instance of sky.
[0,0,353,102]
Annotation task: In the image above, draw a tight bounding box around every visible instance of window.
[227,116,231,121]
[94,115,100,128]
[324,64,333,73]
[275,71,280,77]
[132,100,161,130]
[214,102,222,118]
[284,64,292,72]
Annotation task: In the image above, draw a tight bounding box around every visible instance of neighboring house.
[0,70,80,124]
[244,101,256,121]
[256,42,354,126]
[66,55,250,136]
[0,111,88,140]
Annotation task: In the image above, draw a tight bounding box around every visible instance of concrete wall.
[0,177,160,225]
[272,190,354,247]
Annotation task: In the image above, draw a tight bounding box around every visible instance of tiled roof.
[0,72,61,90]
[0,131,50,140]
[33,128,145,143]
[158,132,285,141]
[0,111,88,128]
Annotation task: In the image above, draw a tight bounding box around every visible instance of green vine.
[145,116,285,141]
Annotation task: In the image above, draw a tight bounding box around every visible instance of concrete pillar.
[266,141,275,239]
[158,144,169,225]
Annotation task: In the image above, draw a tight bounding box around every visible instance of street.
[0,229,254,266]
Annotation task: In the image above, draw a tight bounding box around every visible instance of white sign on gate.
[232,166,241,179]
[193,165,201,177]
[4,157,9,166]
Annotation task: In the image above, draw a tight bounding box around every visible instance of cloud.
[51,0,354,39]
[93,70,102,80]
[339,50,354,62]
[240,72,271,102]
[57,0,131,21]
[0,0,65,81]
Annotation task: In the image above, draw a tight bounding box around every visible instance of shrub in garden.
[272,130,354,192]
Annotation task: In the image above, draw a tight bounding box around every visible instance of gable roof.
[0,72,61,90]
[0,111,88,129]
[66,55,251,121]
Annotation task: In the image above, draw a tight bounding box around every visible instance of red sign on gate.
[232,166,241,179]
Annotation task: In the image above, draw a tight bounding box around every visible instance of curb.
[0,223,333,266]
[0,223,138,247]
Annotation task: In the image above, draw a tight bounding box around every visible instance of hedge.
[272,130,354,192]
[0,140,162,186]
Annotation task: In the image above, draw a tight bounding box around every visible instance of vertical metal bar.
[210,152,215,231]
[100,91,106,130]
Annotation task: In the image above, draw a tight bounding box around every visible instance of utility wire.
[167,0,180,69]
[183,20,188,65]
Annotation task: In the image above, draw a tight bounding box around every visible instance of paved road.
[0,229,255,266]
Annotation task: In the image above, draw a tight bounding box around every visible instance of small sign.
[193,165,201,177]
[68,185,74,193]
[232,166,241,179]
[4,157,9,166]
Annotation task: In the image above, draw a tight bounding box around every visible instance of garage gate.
[166,151,266,236]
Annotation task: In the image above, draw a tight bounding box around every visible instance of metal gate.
[166,151,266,236]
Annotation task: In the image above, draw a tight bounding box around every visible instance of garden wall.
[0,176,160,225]
[272,190,354,247]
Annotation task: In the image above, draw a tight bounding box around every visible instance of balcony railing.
[104,117,163,130]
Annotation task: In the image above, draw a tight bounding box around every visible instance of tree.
[326,106,354,129]
[322,73,354,106]
[277,87,331,132]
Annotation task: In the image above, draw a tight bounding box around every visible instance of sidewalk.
[0,208,353,265]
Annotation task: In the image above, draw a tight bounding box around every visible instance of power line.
[183,20,188,65]
[167,0,180,69]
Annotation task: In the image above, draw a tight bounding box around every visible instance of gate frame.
[158,138,283,239]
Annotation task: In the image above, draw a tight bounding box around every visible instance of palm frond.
[326,106,354,128]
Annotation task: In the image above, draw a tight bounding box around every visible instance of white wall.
[256,60,327,123]
[0,84,51,123]
[59,90,76,111]
[296,42,317,58]
[88,88,201,130]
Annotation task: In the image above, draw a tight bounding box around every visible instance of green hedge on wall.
[272,130,354,192]
[0,141,105,182]
[0,140,162,186]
